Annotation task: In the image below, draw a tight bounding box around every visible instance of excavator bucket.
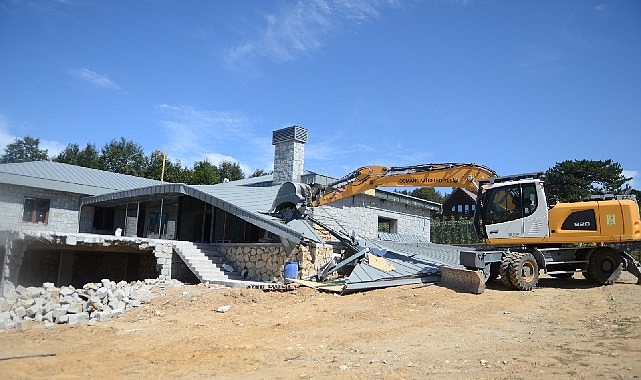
[270,181,312,219]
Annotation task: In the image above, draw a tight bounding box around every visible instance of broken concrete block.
[52,307,68,320]
[66,302,84,314]
[13,305,27,319]
[16,319,34,331]
[94,310,112,322]
[67,312,89,326]
[55,314,69,324]
[130,289,153,303]
[0,311,11,324]
[2,282,17,299]
[60,286,75,296]
[0,298,10,312]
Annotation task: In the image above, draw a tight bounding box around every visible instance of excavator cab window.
[482,183,538,225]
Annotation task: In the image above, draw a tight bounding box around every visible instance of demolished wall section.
[214,242,334,281]
[310,193,432,240]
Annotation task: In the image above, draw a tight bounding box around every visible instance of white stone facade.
[0,183,81,234]
[309,192,432,240]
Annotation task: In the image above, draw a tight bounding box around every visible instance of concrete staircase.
[172,241,243,285]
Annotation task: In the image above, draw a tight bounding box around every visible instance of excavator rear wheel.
[587,248,623,285]
[499,252,517,289]
[508,252,539,291]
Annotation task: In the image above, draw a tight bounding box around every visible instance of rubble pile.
[0,279,160,330]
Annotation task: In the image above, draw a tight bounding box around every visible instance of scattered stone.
[216,305,231,313]
[0,279,158,330]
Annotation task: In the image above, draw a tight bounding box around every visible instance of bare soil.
[1,273,640,379]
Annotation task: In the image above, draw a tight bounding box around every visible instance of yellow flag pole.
[160,147,167,182]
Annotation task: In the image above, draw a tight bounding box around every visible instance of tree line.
[0,136,268,185]
[396,159,639,204]
[1,136,638,201]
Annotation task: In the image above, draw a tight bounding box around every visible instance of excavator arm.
[271,163,497,216]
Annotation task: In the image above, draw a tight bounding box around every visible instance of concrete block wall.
[0,183,81,233]
[310,193,432,240]
[213,242,334,281]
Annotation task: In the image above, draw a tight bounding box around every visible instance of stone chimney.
[272,125,308,185]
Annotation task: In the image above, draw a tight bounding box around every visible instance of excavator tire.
[587,248,623,285]
[499,252,517,289]
[508,252,539,291]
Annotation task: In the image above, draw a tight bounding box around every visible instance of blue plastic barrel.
[284,261,299,282]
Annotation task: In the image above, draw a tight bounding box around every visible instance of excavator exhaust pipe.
[270,181,313,219]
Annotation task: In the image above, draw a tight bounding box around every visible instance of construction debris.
[0,279,180,330]
[293,234,488,295]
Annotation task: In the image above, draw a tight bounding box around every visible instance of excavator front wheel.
[508,252,539,291]
[587,248,623,285]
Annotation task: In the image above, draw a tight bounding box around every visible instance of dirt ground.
[1,273,640,380]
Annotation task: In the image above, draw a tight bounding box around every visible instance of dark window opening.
[378,217,397,233]
[22,197,50,224]
[93,207,115,231]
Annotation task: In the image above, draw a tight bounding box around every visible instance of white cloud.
[0,116,16,151]
[623,170,638,190]
[157,104,271,174]
[0,115,65,158]
[68,67,121,91]
[225,0,398,66]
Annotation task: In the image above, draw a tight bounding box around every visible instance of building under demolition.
[0,126,440,291]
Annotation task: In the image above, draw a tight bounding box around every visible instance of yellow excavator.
[271,163,641,290]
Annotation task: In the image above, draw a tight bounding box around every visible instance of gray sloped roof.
[0,161,162,196]
[81,180,312,243]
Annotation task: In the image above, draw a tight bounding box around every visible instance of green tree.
[249,169,269,178]
[99,137,147,176]
[396,187,445,203]
[144,150,190,183]
[53,143,101,168]
[218,161,245,182]
[0,136,48,163]
[189,160,220,185]
[544,159,631,202]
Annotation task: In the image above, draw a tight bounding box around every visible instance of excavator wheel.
[508,252,539,291]
[587,248,623,285]
[499,252,517,289]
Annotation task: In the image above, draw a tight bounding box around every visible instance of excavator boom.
[271,162,497,217]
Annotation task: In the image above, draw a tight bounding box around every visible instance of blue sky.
[1,0,639,188]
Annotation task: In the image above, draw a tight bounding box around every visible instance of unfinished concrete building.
[0,126,439,292]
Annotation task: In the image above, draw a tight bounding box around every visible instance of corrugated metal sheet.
[0,161,161,195]
[335,241,467,293]
[363,239,465,268]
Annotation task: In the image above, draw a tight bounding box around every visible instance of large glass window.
[22,197,50,224]
[482,183,538,225]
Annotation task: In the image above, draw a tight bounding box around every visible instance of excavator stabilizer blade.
[440,266,486,294]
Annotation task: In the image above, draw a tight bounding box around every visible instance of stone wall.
[309,193,432,240]
[0,231,173,294]
[0,183,81,234]
[214,241,334,281]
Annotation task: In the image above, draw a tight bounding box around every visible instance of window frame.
[22,197,50,224]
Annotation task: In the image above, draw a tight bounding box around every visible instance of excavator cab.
[474,173,549,241]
